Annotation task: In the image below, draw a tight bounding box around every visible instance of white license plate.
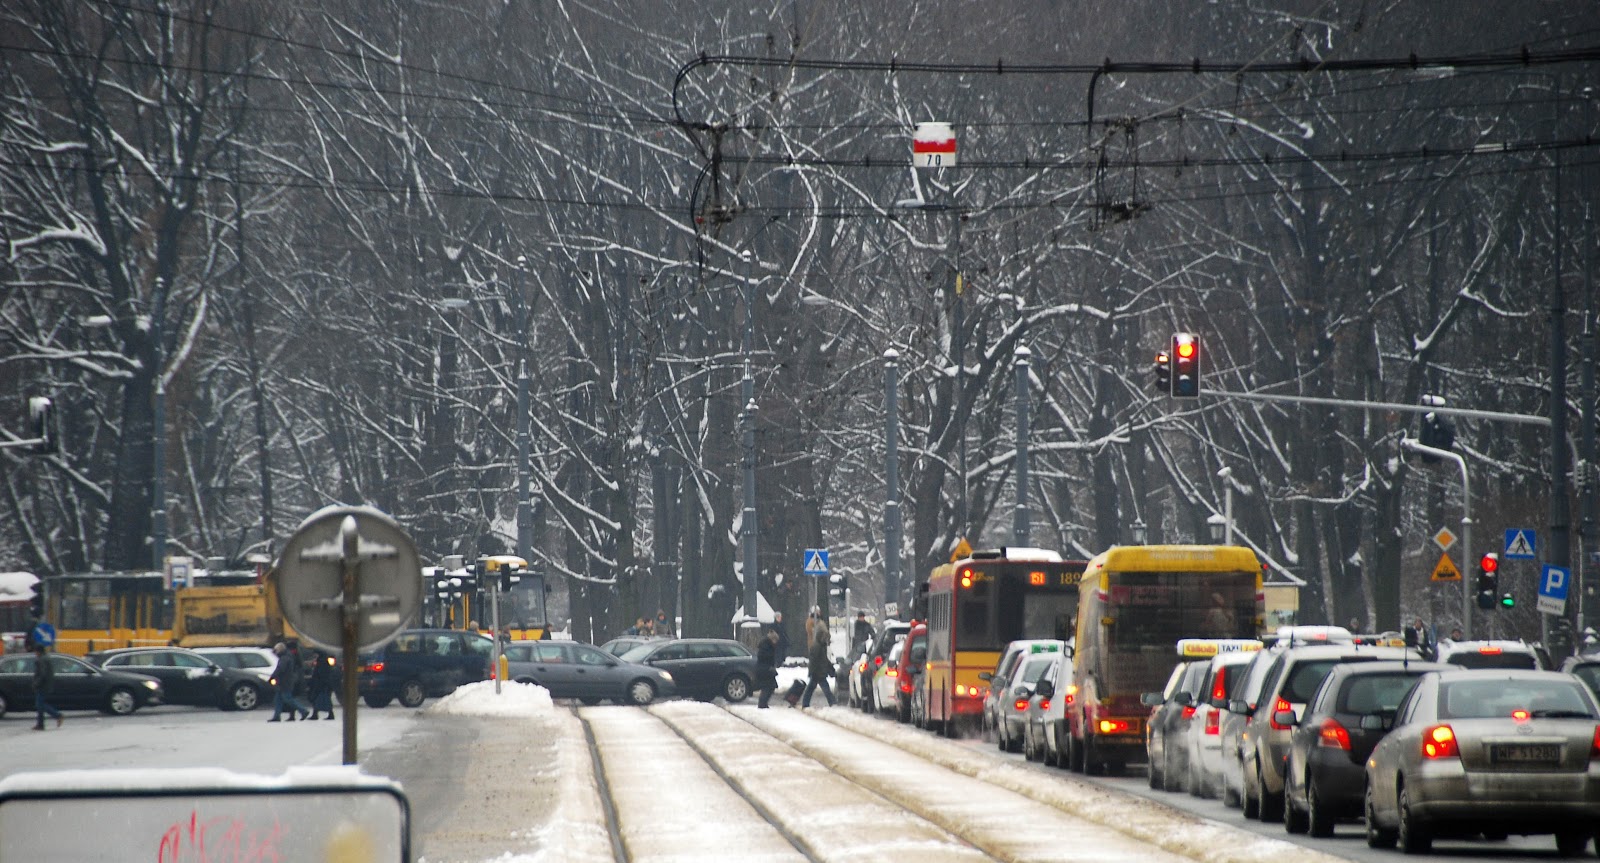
[1489,743,1561,764]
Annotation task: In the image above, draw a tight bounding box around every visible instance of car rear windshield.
[1280,659,1347,704]
[1444,651,1538,670]
[1337,672,1425,715]
[1439,678,1597,719]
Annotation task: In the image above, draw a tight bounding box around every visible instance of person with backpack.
[800,626,836,708]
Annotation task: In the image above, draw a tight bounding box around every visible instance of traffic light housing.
[1152,351,1171,394]
[1417,411,1456,464]
[28,396,55,455]
[1476,553,1499,610]
[501,561,523,592]
[1171,333,1200,398]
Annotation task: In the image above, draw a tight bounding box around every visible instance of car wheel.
[1365,782,1397,849]
[1084,732,1105,776]
[1554,831,1589,858]
[1241,758,1260,818]
[721,674,750,703]
[578,697,603,706]
[1306,779,1335,838]
[1256,763,1283,822]
[398,681,427,708]
[897,699,911,724]
[1068,732,1085,773]
[103,687,138,716]
[1284,791,1309,834]
[1396,784,1431,854]
[1221,775,1241,808]
[1148,748,1164,789]
[363,695,393,708]
[226,682,262,712]
[1161,747,1182,792]
[0,690,9,718]
[626,679,657,706]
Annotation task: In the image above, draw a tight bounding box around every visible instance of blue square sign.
[1537,564,1569,615]
[1503,529,1536,560]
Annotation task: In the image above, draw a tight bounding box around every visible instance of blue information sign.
[802,549,830,576]
[1503,529,1536,560]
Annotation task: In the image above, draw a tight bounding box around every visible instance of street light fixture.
[1130,518,1147,546]
[1207,513,1227,544]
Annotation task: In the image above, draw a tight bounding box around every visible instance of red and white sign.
[912,122,957,168]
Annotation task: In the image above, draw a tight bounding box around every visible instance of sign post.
[277,506,422,765]
[1537,564,1570,616]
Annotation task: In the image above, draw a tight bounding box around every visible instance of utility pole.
[150,277,167,571]
[516,257,533,561]
[1013,346,1031,545]
[883,349,902,613]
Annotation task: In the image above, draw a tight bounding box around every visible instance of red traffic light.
[1479,553,1498,573]
[1175,341,1195,359]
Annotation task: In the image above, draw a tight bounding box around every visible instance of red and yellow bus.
[1067,545,1264,775]
[919,548,1087,737]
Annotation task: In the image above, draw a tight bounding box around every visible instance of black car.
[1280,660,1450,837]
[1560,653,1600,700]
[87,647,268,711]
[617,638,756,702]
[358,628,493,708]
[0,652,164,717]
[853,621,909,712]
[505,640,678,705]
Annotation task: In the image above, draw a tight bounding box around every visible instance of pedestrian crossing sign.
[1504,529,1536,560]
[803,548,830,576]
[1430,553,1461,582]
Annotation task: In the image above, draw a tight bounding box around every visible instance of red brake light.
[1211,668,1228,702]
[1064,684,1077,706]
[1477,645,1503,655]
[364,661,385,674]
[1317,719,1351,750]
[1591,725,1600,759]
[874,656,884,668]
[1040,698,1052,710]
[1015,698,1030,711]
[1269,696,1294,730]
[1181,704,1197,720]
[1205,708,1221,736]
[900,679,913,693]
[1512,709,1530,722]
[1423,724,1458,759]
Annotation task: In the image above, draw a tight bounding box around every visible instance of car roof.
[1431,667,1586,684]
[1436,639,1538,654]
[1273,644,1416,661]
[1322,659,1452,679]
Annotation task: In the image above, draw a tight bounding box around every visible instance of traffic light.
[28,396,55,455]
[28,590,43,620]
[501,561,523,592]
[1417,411,1455,464]
[1476,553,1499,610]
[1152,351,1171,394]
[1500,591,1515,609]
[1171,333,1201,399]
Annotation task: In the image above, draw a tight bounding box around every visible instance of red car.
[895,623,927,723]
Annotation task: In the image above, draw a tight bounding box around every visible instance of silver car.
[1364,669,1600,856]
[504,640,675,705]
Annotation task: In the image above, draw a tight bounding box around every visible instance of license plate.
[1489,743,1561,764]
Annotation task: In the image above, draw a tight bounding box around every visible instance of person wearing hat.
[852,611,873,654]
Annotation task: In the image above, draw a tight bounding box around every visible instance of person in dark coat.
[755,631,780,708]
[32,646,62,730]
[268,642,311,722]
[852,612,873,653]
[306,649,338,720]
[801,626,836,708]
[772,612,791,665]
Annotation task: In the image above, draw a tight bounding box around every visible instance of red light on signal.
[1029,571,1046,586]
[1480,554,1498,573]
[1176,341,1195,359]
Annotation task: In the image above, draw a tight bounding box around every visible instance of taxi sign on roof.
[1028,643,1062,654]
[1176,638,1263,658]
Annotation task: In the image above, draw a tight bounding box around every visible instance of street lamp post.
[150,278,168,570]
[515,257,533,561]
[1013,346,1031,546]
[884,349,902,612]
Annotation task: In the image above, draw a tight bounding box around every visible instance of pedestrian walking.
[268,642,312,722]
[654,609,671,637]
[772,612,791,665]
[32,646,62,730]
[852,611,873,653]
[755,630,779,708]
[306,649,338,720]
[1405,617,1435,660]
[801,626,836,708]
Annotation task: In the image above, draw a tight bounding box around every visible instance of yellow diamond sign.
[1433,528,1457,551]
[1431,553,1461,582]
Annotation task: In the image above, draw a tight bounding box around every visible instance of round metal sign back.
[276,506,422,655]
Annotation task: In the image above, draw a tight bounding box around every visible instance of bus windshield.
[954,564,1076,651]
[1103,570,1256,695]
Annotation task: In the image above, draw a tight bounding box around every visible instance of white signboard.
[913,122,957,168]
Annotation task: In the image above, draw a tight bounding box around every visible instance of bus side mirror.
[977,671,993,682]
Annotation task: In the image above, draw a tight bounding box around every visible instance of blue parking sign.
[1536,564,1570,615]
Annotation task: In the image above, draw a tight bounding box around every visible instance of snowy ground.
[415,680,1348,863]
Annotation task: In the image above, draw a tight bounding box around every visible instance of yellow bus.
[919,548,1086,737]
[1067,545,1264,775]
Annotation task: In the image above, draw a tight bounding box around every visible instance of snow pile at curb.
[425,680,556,717]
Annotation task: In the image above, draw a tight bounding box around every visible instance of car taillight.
[874,656,884,668]
[1211,668,1228,703]
[1181,704,1196,720]
[1040,698,1052,710]
[1317,719,1351,750]
[1205,709,1221,736]
[1422,724,1458,759]
[885,668,897,678]
[363,661,385,674]
[1590,725,1600,759]
[857,660,867,673]
[1015,698,1030,712]
[900,679,913,693]
[1064,684,1077,706]
[1269,696,1294,730]
[1477,645,1503,655]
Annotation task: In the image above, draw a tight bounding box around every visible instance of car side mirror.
[977,671,993,682]
[1011,684,1032,699]
[1034,680,1055,699]
[1209,697,1229,710]
[1173,691,1193,706]
[1228,699,1249,714]
[1063,645,1075,659]
[1359,713,1391,731]
[1273,709,1298,727]
[1140,691,1165,707]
